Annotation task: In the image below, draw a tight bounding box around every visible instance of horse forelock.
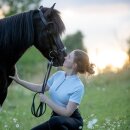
[41,7,65,35]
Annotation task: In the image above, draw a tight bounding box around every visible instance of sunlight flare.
[0,10,4,19]
[89,49,129,73]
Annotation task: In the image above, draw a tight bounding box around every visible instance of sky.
[41,0,130,72]
[0,0,130,72]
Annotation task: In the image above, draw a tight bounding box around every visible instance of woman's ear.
[73,63,77,70]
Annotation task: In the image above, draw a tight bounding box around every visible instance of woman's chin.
[63,62,66,67]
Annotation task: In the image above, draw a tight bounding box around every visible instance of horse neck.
[0,11,35,66]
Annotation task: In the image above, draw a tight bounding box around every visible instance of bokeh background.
[0,0,130,130]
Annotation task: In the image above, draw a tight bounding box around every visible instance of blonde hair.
[74,49,95,75]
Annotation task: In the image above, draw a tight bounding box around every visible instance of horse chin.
[53,58,64,67]
[53,61,62,67]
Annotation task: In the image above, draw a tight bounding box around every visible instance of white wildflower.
[13,118,17,123]
[83,119,87,123]
[90,114,94,117]
[4,124,8,128]
[79,126,83,129]
[105,118,110,123]
[87,118,98,129]
[16,124,19,128]
[118,124,120,127]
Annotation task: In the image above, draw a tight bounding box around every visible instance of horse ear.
[44,3,56,17]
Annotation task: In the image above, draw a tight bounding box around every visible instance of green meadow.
[0,47,130,130]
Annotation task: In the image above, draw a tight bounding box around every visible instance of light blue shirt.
[47,71,84,108]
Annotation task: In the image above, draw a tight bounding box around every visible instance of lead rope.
[31,60,53,117]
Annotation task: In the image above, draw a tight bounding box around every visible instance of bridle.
[31,4,66,117]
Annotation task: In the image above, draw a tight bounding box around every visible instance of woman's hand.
[39,93,48,103]
[9,66,20,83]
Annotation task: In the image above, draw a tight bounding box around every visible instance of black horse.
[0,4,66,107]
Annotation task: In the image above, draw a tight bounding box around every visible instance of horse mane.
[0,11,36,71]
[0,10,35,106]
[41,7,65,35]
[0,10,34,57]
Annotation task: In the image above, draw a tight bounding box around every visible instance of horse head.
[33,3,67,66]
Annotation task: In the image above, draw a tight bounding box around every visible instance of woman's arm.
[10,78,42,92]
[39,94,78,117]
[9,67,49,92]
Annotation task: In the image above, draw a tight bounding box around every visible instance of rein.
[31,59,53,117]
[31,5,64,117]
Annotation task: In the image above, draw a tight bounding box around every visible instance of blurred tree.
[127,37,130,63]
[63,30,87,52]
[0,0,41,16]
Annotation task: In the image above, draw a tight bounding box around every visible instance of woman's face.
[63,51,75,69]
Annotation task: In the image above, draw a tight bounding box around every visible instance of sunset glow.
[60,4,130,73]
[0,10,4,19]
[89,49,129,73]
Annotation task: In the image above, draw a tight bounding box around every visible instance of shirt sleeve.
[69,86,84,104]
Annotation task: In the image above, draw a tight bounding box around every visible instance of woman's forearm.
[40,94,76,117]
[9,67,45,93]
[15,79,42,92]
[45,97,69,116]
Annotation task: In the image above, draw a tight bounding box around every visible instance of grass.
[82,69,130,130]
[0,48,130,130]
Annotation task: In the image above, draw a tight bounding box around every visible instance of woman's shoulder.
[75,76,84,86]
[53,70,65,77]
[74,77,84,90]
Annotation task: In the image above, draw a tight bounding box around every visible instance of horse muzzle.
[49,48,67,67]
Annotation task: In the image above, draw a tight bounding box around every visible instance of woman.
[9,49,95,130]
